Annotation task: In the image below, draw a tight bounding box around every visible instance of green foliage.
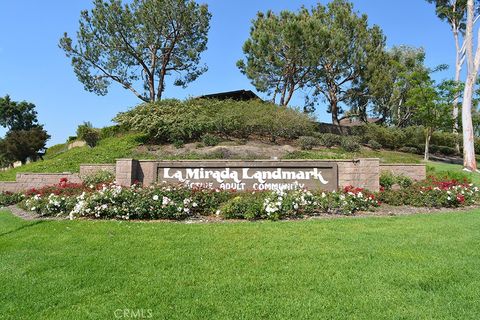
[319,133,340,148]
[76,122,100,147]
[379,171,396,190]
[368,139,382,150]
[0,95,39,131]
[298,136,320,150]
[398,146,420,154]
[340,136,360,152]
[427,165,472,183]
[114,99,315,143]
[59,0,211,102]
[237,9,311,106]
[201,134,220,147]
[99,125,127,139]
[0,192,24,206]
[220,195,264,220]
[0,133,146,181]
[2,127,50,163]
[380,172,413,190]
[81,170,115,186]
[355,124,406,149]
[377,178,479,208]
[173,140,185,149]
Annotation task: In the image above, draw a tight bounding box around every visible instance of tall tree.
[0,96,49,164]
[60,0,211,102]
[304,0,386,125]
[0,95,39,130]
[461,0,480,171]
[426,0,468,152]
[237,9,312,106]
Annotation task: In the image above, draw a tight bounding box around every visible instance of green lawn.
[1,210,480,319]
[0,134,149,181]
[427,161,480,185]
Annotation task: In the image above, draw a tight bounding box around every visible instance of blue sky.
[0,0,456,145]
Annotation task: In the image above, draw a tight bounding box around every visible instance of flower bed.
[377,176,480,208]
[3,176,480,221]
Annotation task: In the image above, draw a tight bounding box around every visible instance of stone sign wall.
[156,161,338,191]
[0,158,427,193]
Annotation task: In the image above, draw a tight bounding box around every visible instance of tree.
[426,0,469,152]
[0,95,39,130]
[59,0,211,102]
[410,79,461,160]
[304,0,386,125]
[237,9,312,106]
[461,0,480,171]
[368,47,430,127]
[2,127,50,164]
[0,96,49,164]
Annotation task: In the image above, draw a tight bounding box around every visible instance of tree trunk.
[331,100,340,126]
[424,128,431,161]
[462,0,479,171]
[462,73,477,171]
[453,30,462,154]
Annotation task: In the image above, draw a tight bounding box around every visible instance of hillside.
[0,132,479,184]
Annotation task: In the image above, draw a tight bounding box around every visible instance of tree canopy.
[238,0,386,124]
[60,0,211,102]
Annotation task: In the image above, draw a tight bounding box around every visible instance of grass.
[0,133,151,181]
[427,161,480,185]
[1,210,480,319]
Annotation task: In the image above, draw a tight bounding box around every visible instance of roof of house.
[197,89,261,101]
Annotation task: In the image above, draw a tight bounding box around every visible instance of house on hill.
[197,89,262,101]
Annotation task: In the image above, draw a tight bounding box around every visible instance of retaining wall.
[380,164,426,181]
[0,159,426,193]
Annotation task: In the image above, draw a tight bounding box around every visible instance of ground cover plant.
[1,209,480,319]
[114,99,315,143]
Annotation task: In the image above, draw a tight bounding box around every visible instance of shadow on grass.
[0,220,47,238]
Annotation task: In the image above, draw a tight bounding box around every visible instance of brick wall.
[79,164,116,177]
[0,159,426,193]
[0,173,81,192]
[115,158,381,191]
[380,164,426,181]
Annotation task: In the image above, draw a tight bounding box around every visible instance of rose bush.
[377,176,480,208]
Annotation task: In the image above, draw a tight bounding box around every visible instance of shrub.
[76,122,99,147]
[173,140,184,149]
[0,192,24,206]
[340,136,360,152]
[354,124,406,149]
[114,99,315,143]
[82,130,100,148]
[201,134,220,147]
[377,177,479,208]
[396,175,413,189]
[99,125,127,139]
[81,170,115,186]
[368,139,382,150]
[380,172,396,190]
[319,133,340,148]
[398,146,420,154]
[437,145,457,156]
[298,136,320,150]
[220,194,264,220]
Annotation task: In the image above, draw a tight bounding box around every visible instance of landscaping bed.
[2,172,479,222]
